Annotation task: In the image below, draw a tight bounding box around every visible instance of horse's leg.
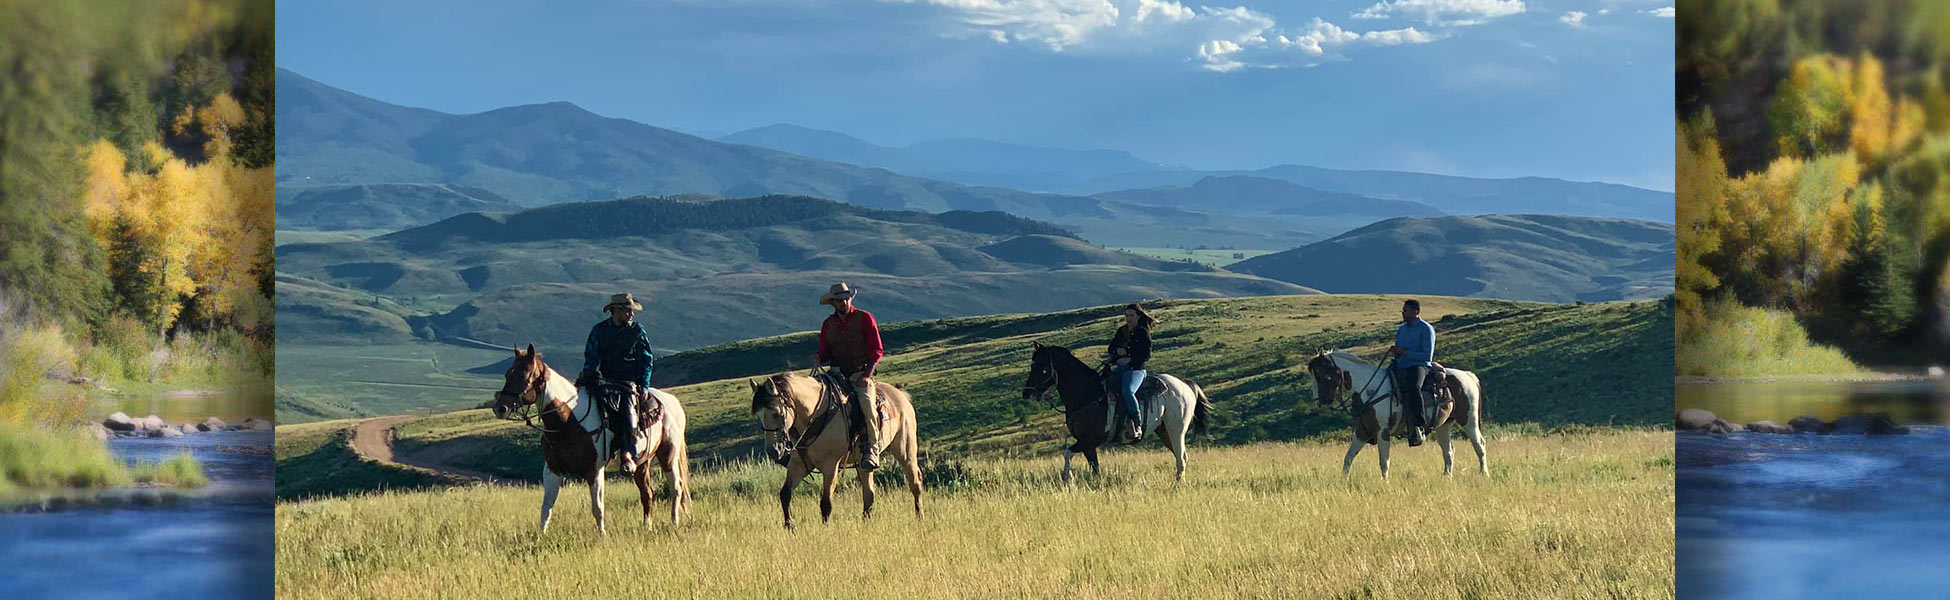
[857,461,877,520]
[898,427,923,518]
[538,466,562,533]
[1468,412,1489,476]
[1164,413,1189,483]
[1341,434,1364,477]
[778,460,809,530]
[1083,447,1101,478]
[589,474,607,536]
[1061,447,1075,485]
[634,460,654,526]
[660,439,684,525]
[819,463,841,524]
[1376,432,1392,480]
[1436,422,1455,476]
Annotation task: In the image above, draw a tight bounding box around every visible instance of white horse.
[491,345,692,534]
[1306,350,1486,478]
[1021,342,1212,483]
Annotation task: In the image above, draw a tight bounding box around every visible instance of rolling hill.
[275,183,524,231]
[274,195,1320,417]
[719,123,1165,192]
[1229,214,1676,303]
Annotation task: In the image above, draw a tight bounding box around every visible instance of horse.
[491,344,691,534]
[1019,342,1212,484]
[749,372,922,530]
[1305,350,1487,478]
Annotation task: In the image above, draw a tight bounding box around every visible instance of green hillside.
[274,294,1673,498]
[1232,214,1675,303]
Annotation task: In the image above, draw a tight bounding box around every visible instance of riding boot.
[1404,391,1425,447]
[619,390,641,473]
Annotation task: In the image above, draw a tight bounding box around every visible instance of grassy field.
[274,229,396,246]
[275,295,1674,497]
[274,429,1674,599]
[1113,246,1273,266]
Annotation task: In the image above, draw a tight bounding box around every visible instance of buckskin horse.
[1020,342,1212,484]
[1306,350,1487,478]
[749,371,922,530]
[492,344,691,534]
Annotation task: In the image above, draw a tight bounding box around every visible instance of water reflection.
[1678,380,1950,597]
[1676,379,1949,425]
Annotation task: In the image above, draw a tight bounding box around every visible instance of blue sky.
[277,0,1676,191]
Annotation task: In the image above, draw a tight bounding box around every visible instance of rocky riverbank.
[93,412,273,441]
[1676,408,1912,435]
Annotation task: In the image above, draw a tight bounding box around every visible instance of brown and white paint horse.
[749,373,922,530]
[492,344,691,534]
[1306,350,1487,478]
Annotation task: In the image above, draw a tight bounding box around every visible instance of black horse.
[1021,342,1211,483]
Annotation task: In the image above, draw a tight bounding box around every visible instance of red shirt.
[816,308,883,372]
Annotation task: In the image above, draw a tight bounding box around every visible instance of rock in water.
[85,423,111,441]
[1708,418,1740,434]
[1831,412,1910,435]
[204,417,226,430]
[103,412,137,432]
[142,415,166,431]
[1746,421,1793,434]
[1677,408,1718,430]
[1789,415,1830,433]
[148,426,183,438]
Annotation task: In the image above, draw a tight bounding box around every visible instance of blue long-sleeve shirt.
[583,319,655,386]
[1393,318,1435,368]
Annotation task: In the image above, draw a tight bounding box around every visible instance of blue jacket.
[1393,318,1435,368]
[583,318,654,386]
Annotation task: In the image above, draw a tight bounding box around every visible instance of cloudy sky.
[278,0,1676,191]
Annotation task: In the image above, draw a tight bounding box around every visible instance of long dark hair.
[1121,302,1155,332]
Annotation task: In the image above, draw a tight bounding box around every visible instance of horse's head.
[493,344,548,419]
[1021,341,1060,401]
[749,375,798,465]
[1306,350,1352,408]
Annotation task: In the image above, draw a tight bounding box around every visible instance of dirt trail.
[349,416,504,483]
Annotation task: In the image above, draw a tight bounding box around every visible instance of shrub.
[1677,300,1860,376]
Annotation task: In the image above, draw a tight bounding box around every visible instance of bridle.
[496,364,599,437]
[756,371,848,468]
[1022,350,1110,415]
[1311,353,1391,414]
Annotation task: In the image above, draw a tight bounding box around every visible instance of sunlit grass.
[275,430,1674,600]
[129,451,208,488]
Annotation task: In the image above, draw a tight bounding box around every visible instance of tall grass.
[130,451,209,488]
[274,430,1674,600]
[1677,300,1861,377]
[0,424,129,492]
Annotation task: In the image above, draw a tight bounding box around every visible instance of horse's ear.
[525,343,537,358]
[748,379,758,390]
[1032,341,1043,349]
[513,346,525,358]
[1340,371,1351,389]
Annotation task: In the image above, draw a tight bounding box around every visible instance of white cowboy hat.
[818,282,856,305]
[603,292,644,312]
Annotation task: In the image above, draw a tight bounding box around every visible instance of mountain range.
[276,69,1673,246]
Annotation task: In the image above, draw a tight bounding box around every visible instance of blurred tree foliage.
[1679,0,1950,361]
[0,0,273,352]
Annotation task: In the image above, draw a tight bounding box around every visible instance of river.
[0,391,273,599]
[1677,379,1950,597]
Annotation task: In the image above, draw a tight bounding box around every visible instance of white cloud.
[1645,6,1674,18]
[884,0,1451,72]
[1351,0,1526,26]
[1559,10,1586,27]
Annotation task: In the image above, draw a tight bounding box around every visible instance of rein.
[503,366,602,439]
[1026,354,1106,415]
[768,370,850,469]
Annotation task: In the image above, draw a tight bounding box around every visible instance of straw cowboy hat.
[603,292,643,312]
[819,282,856,305]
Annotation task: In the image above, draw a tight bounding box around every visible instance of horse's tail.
[1190,382,1213,438]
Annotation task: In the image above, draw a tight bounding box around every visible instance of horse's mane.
[1036,344,1091,372]
[751,372,821,412]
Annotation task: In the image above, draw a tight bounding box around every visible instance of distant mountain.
[1229,214,1675,303]
[719,124,1163,192]
[1073,166,1674,223]
[277,184,524,230]
[1094,175,1443,218]
[275,195,1315,352]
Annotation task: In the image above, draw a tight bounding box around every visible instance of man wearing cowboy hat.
[580,292,656,473]
[813,282,885,470]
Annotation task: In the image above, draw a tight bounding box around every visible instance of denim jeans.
[1113,364,1145,421]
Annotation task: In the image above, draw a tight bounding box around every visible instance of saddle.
[582,377,662,456]
[1098,369,1164,431]
[816,372,883,436]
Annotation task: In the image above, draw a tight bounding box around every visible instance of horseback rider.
[813,282,885,471]
[1388,298,1436,447]
[578,292,656,473]
[1105,302,1154,443]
